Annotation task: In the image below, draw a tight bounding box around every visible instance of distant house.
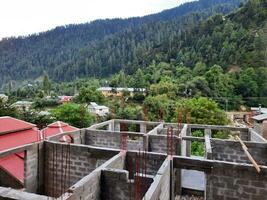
[97,87,146,97]
[251,106,267,139]
[38,111,51,116]
[12,101,33,111]
[0,94,8,102]
[88,102,109,117]
[58,96,73,103]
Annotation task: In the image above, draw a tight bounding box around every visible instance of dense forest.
[0,0,245,87]
[108,0,267,108]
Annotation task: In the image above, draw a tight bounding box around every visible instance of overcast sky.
[0,0,192,39]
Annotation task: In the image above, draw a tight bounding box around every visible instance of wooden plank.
[235,136,261,173]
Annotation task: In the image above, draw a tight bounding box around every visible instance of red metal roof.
[0,118,78,185]
[60,96,72,103]
[42,121,78,142]
[0,116,36,135]
[0,153,24,183]
[0,128,40,152]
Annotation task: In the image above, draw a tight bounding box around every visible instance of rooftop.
[0,116,36,135]
[251,113,267,121]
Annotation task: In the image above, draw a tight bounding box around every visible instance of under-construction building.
[0,119,267,200]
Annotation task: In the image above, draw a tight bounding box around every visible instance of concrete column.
[24,144,40,193]
[204,129,212,159]
[140,123,147,133]
[186,127,191,157]
[108,120,114,131]
[143,135,149,151]
[114,121,120,132]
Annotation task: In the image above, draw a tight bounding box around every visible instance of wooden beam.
[235,136,261,173]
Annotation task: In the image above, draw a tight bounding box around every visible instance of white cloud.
[0,0,192,39]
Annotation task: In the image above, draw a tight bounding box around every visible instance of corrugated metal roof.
[0,128,39,152]
[0,153,24,183]
[0,118,77,186]
[42,121,78,139]
[251,107,267,114]
[251,114,267,121]
[0,116,36,135]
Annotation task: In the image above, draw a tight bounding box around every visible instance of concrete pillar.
[204,129,212,159]
[140,123,147,133]
[108,120,114,131]
[24,144,40,193]
[186,127,191,157]
[114,121,120,132]
[143,135,149,151]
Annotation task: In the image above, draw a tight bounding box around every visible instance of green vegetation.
[75,86,105,104]
[51,103,95,128]
[0,99,18,118]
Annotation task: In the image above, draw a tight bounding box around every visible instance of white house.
[12,101,33,111]
[251,106,267,139]
[0,94,8,102]
[88,102,109,117]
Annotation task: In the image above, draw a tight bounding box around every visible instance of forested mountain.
[106,0,267,108]
[0,0,244,87]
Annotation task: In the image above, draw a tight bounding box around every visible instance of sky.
[0,0,192,39]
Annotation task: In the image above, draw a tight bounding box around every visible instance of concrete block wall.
[157,128,180,136]
[68,170,102,200]
[211,139,267,165]
[66,153,124,200]
[101,169,130,200]
[149,135,180,155]
[144,159,170,200]
[126,152,166,176]
[206,163,267,200]
[85,130,144,151]
[128,139,143,151]
[104,153,125,169]
[44,142,117,198]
